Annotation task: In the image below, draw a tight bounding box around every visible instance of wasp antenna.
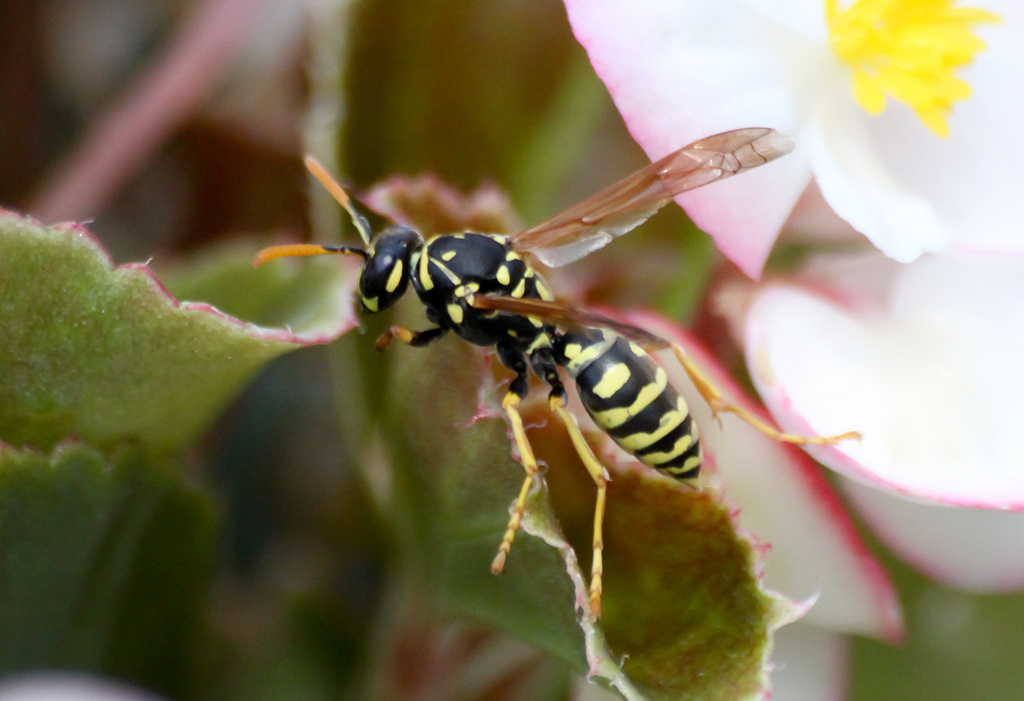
[253,243,367,268]
[305,156,374,246]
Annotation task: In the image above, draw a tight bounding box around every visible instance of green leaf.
[0,442,216,696]
[0,211,356,453]
[595,467,779,700]
[154,237,359,339]
[376,327,785,700]
[379,334,584,663]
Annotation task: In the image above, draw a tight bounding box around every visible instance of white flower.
[564,0,1018,277]
[741,250,1024,590]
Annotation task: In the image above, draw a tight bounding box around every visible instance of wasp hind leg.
[668,345,860,445]
[549,394,608,619]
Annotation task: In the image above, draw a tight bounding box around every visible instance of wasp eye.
[358,225,422,312]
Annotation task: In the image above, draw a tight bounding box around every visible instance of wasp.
[255,128,856,618]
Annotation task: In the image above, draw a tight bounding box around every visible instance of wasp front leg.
[374,325,447,352]
[491,343,538,576]
[668,345,860,445]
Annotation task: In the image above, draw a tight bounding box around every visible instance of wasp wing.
[472,295,670,351]
[510,128,793,268]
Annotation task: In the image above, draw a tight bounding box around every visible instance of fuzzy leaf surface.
[378,325,781,700]
[0,211,355,453]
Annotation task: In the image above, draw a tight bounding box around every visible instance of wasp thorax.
[358,225,423,313]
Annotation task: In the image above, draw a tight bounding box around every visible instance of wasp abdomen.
[557,328,702,481]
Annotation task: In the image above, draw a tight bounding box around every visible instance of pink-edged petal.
[567,0,1024,270]
[629,312,902,642]
[843,478,1024,592]
[564,0,817,277]
[769,624,850,701]
[745,253,1024,508]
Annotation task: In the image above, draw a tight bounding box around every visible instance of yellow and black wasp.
[255,128,856,617]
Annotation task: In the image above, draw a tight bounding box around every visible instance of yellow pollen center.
[826,0,999,137]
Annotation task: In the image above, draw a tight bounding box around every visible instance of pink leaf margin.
[8,209,358,347]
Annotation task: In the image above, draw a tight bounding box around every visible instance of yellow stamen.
[826,0,999,137]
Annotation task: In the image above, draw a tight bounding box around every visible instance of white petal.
[567,0,1024,270]
[843,478,1024,591]
[807,97,950,261]
[746,253,1024,507]
[564,0,819,276]
[769,624,850,701]
[631,312,902,641]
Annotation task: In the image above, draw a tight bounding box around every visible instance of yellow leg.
[374,325,446,352]
[491,393,541,576]
[550,396,609,620]
[375,325,417,351]
[669,345,860,445]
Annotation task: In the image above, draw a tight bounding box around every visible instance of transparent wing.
[510,128,794,267]
[471,295,670,351]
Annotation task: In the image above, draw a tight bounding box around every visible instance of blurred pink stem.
[33,0,267,222]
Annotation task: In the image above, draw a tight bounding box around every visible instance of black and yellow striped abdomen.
[555,327,702,481]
